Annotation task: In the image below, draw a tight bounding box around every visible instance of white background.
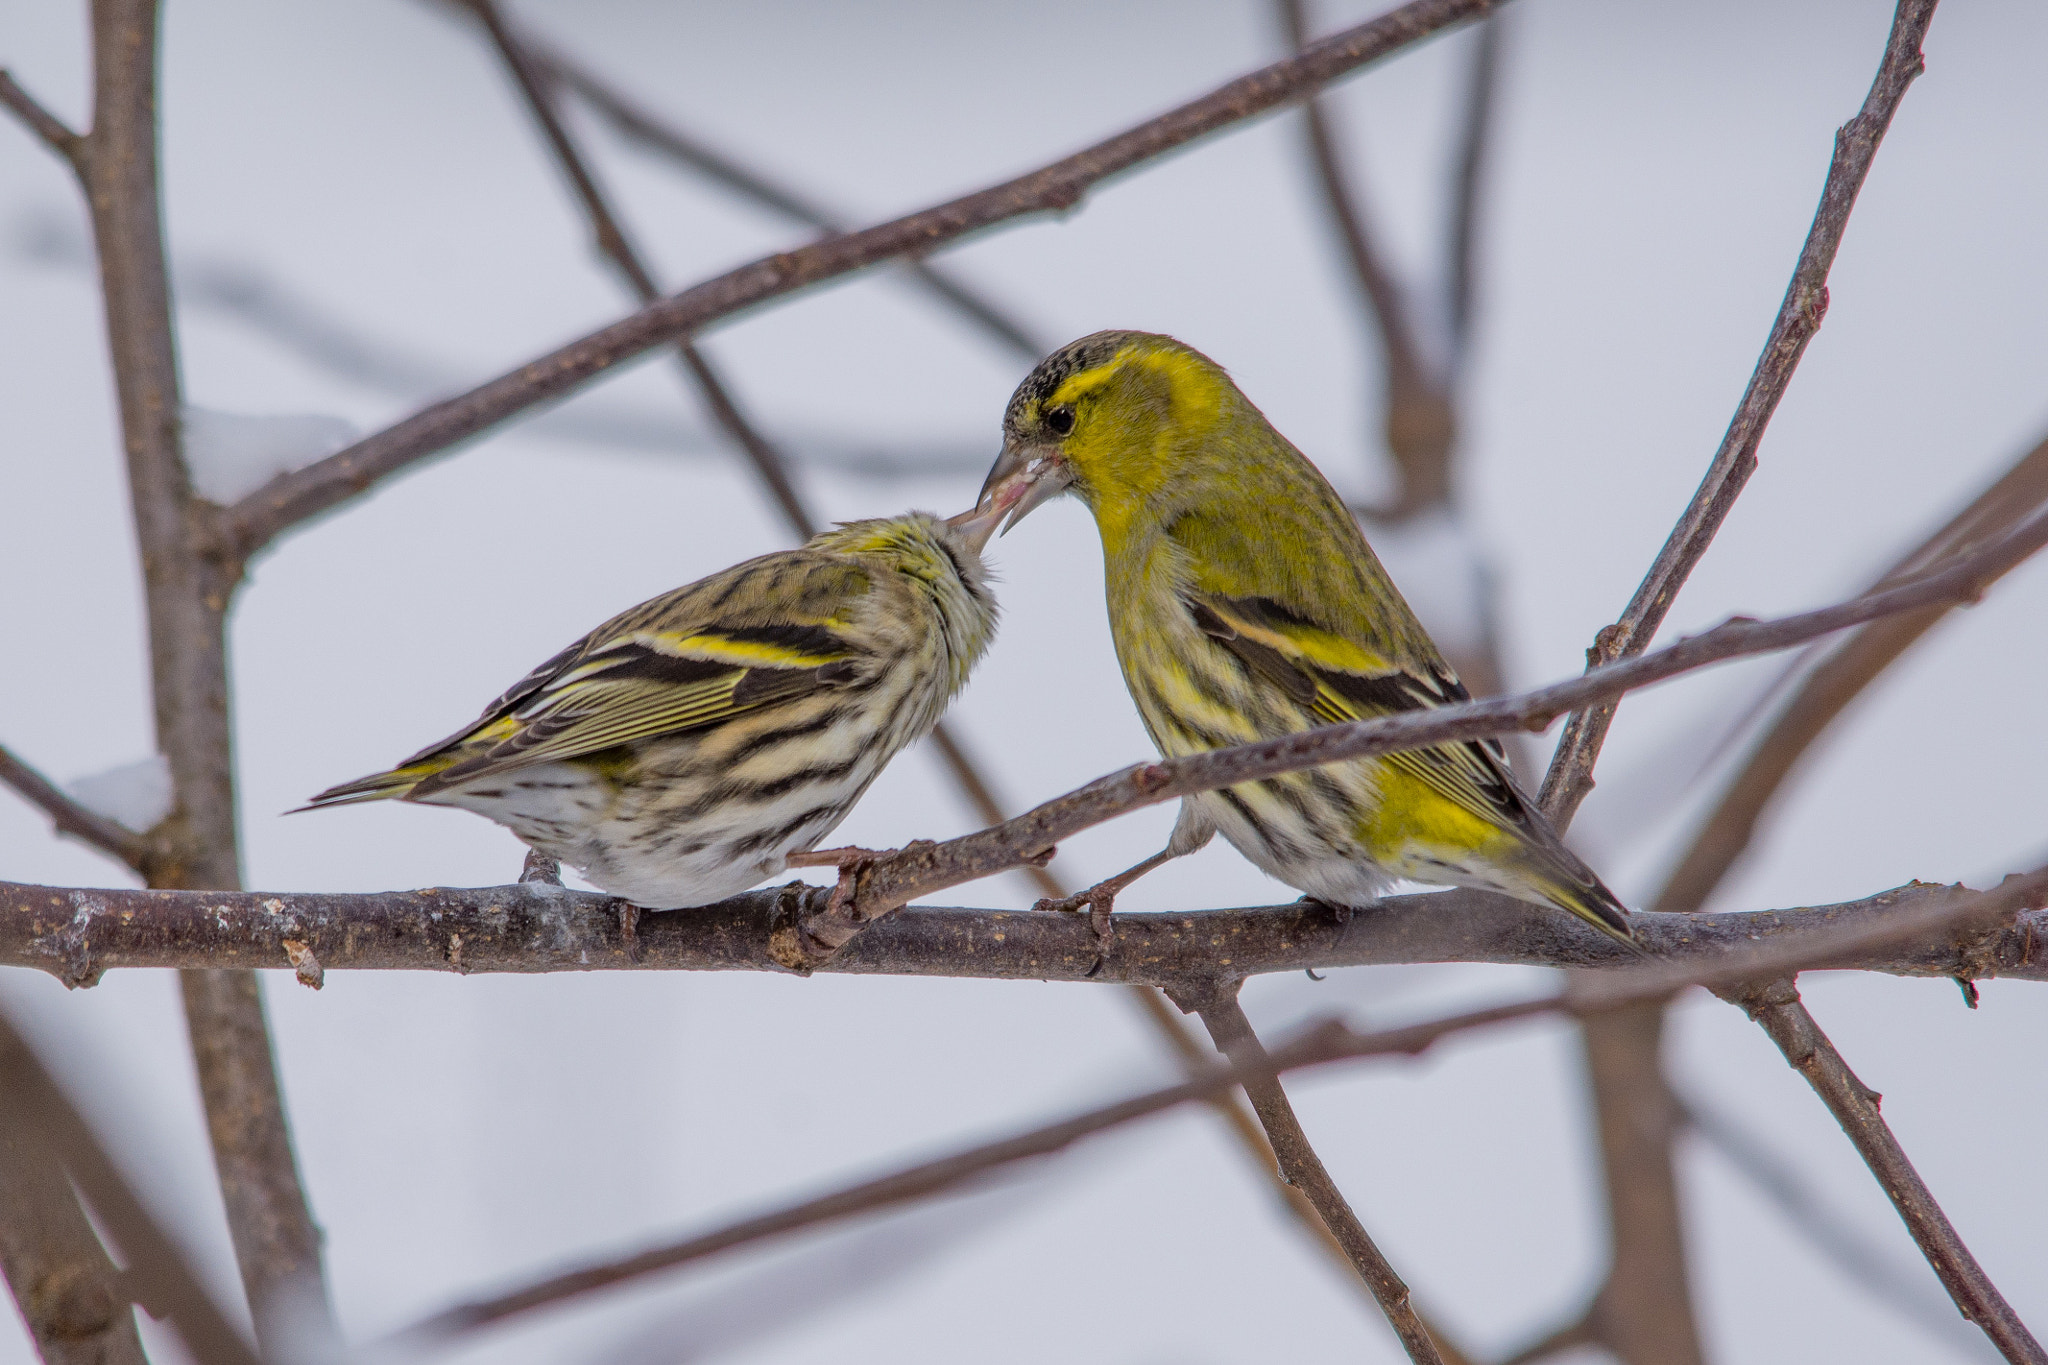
[1,2,2044,1362]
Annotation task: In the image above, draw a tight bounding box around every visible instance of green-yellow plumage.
[302,511,1001,909]
[978,331,1631,941]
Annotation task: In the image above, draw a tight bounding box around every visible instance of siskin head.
[977,330,1248,534]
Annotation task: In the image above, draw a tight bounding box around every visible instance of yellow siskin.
[303,509,1003,908]
[975,330,1632,942]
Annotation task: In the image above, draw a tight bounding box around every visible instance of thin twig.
[463,0,817,535]
[524,37,1044,360]
[223,0,1500,555]
[1278,0,1454,518]
[1445,13,1501,370]
[1727,979,2045,1364]
[1186,988,1446,1365]
[0,744,150,872]
[386,866,2045,1345]
[1656,428,2048,914]
[1677,1091,1987,1352]
[0,1010,261,1365]
[1538,0,1940,826]
[811,511,2048,934]
[0,69,85,166]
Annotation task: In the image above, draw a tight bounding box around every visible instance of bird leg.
[519,847,562,885]
[1035,844,1184,939]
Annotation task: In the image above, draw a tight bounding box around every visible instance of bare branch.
[222,0,1499,555]
[0,69,85,167]
[1727,979,2046,1363]
[1677,1091,1987,1352]
[1445,14,1502,370]
[5,875,2041,987]
[0,1010,260,1365]
[1538,0,1940,825]
[61,0,337,1341]
[384,867,2046,1346]
[1490,1311,1597,1365]
[524,37,1045,360]
[1578,1002,1703,1364]
[462,0,819,538]
[1277,0,1454,518]
[811,511,2046,935]
[1657,428,2048,914]
[0,744,150,873]
[0,1110,148,1365]
[1185,987,1446,1364]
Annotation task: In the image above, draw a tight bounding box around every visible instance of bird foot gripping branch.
[777,842,926,969]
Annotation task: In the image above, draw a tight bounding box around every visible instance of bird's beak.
[973,440,1075,538]
[943,498,1008,554]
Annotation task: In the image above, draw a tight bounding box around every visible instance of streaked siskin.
[976,330,1632,942]
[303,509,1004,908]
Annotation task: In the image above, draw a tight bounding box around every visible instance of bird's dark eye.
[1044,405,1076,437]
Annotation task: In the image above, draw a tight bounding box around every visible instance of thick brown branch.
[1577,1002,1702,1364]
[1,1011,260,1365]
[0,69,85,166]
[4,877,2041,987]
[0,1110,148,1365]
[821,514,2045,930]
[524,38,1044,360]
[72,0,336,1342]
[223,0,1498,554]
[1538,0,1939,824]
[1728,980,2046,1363]
[1186,988,1445,1364]
[1657,429,2048,914]
[0,744,149,872]
[384,869,2043,1345]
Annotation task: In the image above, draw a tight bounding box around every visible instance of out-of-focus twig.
[0,1100,148,1365]
[223,0,1501,555]
[0,1010,260,1365]
[0,69,85,166]
[1185,987,1446,1365]
[8,2,340,1348]
[1656,429,2048,915]
[1538,0,1940,828]
[1445,13,1501,371]
[523,37,1045,361]
[1277,0,1454,521]
[0,743,150,873]
[1677,1090,1991,1354]
[1726,979,2045,1364]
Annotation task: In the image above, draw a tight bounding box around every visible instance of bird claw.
[1035,887,1118,943]
[787,844,889,925]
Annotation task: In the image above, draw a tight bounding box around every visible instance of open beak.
[943,499,1008,554]
[971,441,1076,539]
